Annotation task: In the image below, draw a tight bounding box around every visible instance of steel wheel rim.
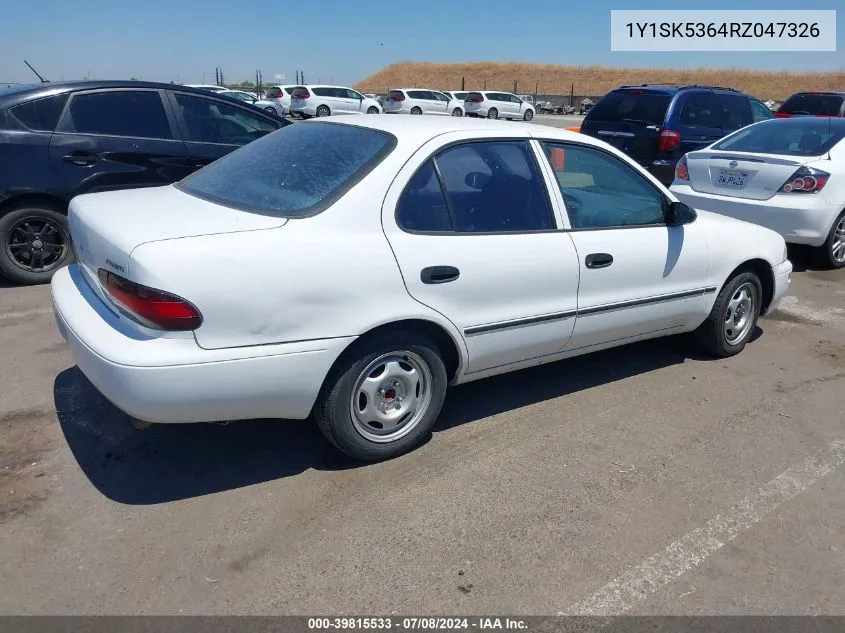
[724,282,757,345]
[349,350,433,443]
[5,215,69,274]
[832,215,845,263]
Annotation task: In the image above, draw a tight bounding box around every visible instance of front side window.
[395,141,554,233]
[540,142,665,229]
[174,93,277,145]
[346,89,363,100]
[61,90,172,139]
[750,100,774,123]
[179,121,395,216]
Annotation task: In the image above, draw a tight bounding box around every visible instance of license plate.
[717,168,748,187]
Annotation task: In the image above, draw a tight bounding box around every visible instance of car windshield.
[586,91,671,125]
[711,118,845,156]
[178,121,397,217]
[779,93,844,116]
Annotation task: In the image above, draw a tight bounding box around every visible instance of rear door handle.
[585,253,613,269]
[420,266,460,284]
[62,152,97,166]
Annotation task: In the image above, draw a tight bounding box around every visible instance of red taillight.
[775,112,791,118]
[778,167,830,194]
[391,95,405,101]
[98,269,203,331]
[295,91,310,99]
[658,129,681,152]
[467,95,484,103]
[675,156,689,181]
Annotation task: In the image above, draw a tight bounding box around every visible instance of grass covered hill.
[355,61,845,100]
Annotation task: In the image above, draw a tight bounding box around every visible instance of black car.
[776,91,845,118]
[579,84,774,185]
[0,80,291,285]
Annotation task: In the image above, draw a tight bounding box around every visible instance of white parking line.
[561,439,845,615]
[0,307,54,320]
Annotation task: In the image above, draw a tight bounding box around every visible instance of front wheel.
[818,210,845,269]
[694,271,762,357]
[487,108,498,119]
[451,107,463,117]
[0,204,74,286]
[523,109,534,121]
[366,106,379,114]
[314,331,448,461]
[264,106,276,115]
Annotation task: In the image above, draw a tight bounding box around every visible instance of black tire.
[0,202,73,286]
[410,107,423,115]
[367,106,379,114]
[263,106,276,115]
[817,209,845,269]
[694,271,762,357]
[451,107,463,117]
[314,330,448,462]
[316,105,331,117]
[523,109,534,121]
[487,108,498,119]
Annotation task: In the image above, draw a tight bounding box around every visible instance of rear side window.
[408,90,432,100]
[396,160,453,232]
[678,93,752,130]
[312,87,333,97]
[396,141,555,233]
[586,91,671,126]
[61,90,172,139]
[779,93,845,116]
[178,121,396,216]
[711,119,845,156]
[7,93,69,131]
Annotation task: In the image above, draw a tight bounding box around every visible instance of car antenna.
[24,60,48,83]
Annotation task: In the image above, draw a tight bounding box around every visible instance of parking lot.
[1,112,845,616]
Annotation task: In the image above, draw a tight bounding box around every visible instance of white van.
[288,85,383,118]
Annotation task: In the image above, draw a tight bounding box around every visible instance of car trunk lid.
[685,150,822,200]
[68,184,286,301]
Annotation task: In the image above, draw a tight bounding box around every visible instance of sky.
[1,0,842,87]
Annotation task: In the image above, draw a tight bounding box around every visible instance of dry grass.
[356,61,845,100]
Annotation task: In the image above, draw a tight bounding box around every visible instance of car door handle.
[585,253,613,269]
[420,266,460,284]
[62,152,97,166]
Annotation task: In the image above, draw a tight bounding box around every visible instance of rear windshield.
[178,121,397,217]
[453,92,467,100]
[711,118,845,156]
[265,87,283,98]
[779,93,845,116]
[387,90,405,100]
[466,92,484,101]
[291,87,309,98]
[586,91,672,126]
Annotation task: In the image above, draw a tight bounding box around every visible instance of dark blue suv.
[580,84,774,185]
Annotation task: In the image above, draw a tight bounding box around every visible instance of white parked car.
[51,117,792,461]
[442,91,469,103]
[671,117,845,269]
[288,85,382,118]
[464,91,535,120]
[218,89,259,105]
[382,88,464,117]
[256,85,297,116]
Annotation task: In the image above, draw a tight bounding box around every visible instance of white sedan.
[671,117,845,268]
[51,117,792,461]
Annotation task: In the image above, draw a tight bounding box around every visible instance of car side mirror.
[666,200,697,226]
[465,172,490,190]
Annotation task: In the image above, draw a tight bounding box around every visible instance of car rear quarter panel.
[127,163,469,366]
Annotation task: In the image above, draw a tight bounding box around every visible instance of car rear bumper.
[670,183,841,247]
[290,104,317,116]
[51,265,354,423]
[764,258,792,317]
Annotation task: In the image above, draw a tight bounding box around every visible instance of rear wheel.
[314,330,448,461]
[0,203,73,286]
[410,107,422,115]
[316,105,331,117]
[487,108,498,119]
[694,271,762,357]
[818,210,845,269]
